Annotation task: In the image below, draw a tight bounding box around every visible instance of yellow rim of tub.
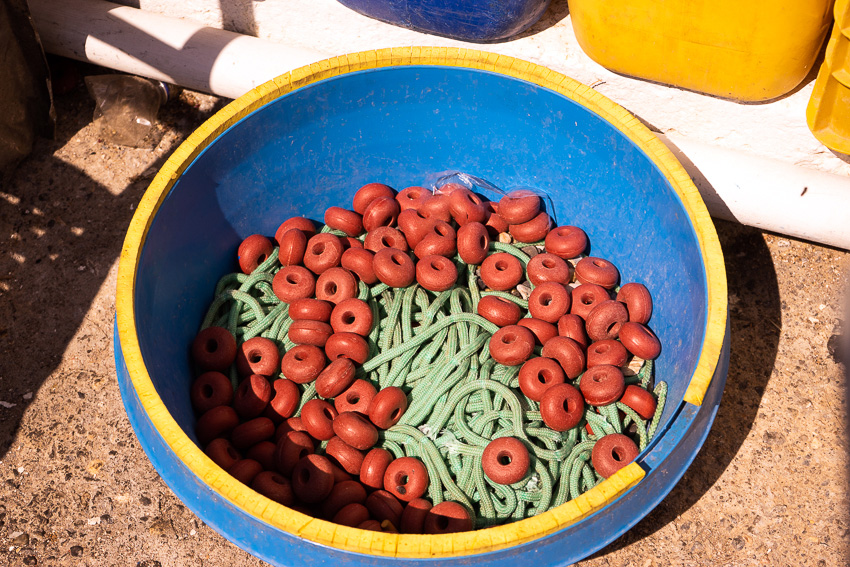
[116,47,728,558]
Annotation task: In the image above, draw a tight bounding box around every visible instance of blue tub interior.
[134,65,707,456]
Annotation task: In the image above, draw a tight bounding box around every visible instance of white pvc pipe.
[659,133,850,250]
[28,0,329,99]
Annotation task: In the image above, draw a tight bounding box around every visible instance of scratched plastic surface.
[335,0,550,42]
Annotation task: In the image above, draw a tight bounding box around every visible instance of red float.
[303,233,345,275]
[544,225,588,259]
[364,226,409,253]
[288,319,334,347]
[456,221,490,265]
[324,206,363,237]
[288,298,333,322]
[509,211,551,243]
[274,217,317,243]
[315,358,357,399]
[539,383,585,431]
[291,454,335,503]
[235,337,280,377]
[584,299,629,341]
[591,434,639,478]
[481,437,530,485]
[334,379,377,414]
[579,365,626,406]
[277,227,308,266]
[301,399,338,441]
[526,253,571,286]
[424,502,473,534]
[541,336,586,379]
[480,252,523,291]
[280,344,326,384]
[477,295,522,327]
[233,374,272,419]
[330,298,374,336]
[333,411,379,450]
[383,457,429,502]
[352,182,395,215]
[272,266,316,303]
[341,247,378,285]
[190,371,234,414]
[617,282,653,324]
[237,234,275,274]
[373,248,416,288]
[518,357,566,401]
[488,325,536,366]
[416,254,459,291]
[575,257,620,289]
[191,326,237,372]
[619,322,662,360]
[528,282,571,323]
[368,386,408,429]
[324,333,370,364]
[498,189,540,225]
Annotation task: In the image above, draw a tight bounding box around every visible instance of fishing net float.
[190,182,666,533]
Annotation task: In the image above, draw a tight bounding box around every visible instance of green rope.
[196,225,669,531]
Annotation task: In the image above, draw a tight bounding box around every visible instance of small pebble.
[521,246,539,258]
[516,284,532,300]
[10,531,28,546]
[623,357,645,377]
[22,392,32,400]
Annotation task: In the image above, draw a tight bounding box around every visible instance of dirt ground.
[1,73,848,567]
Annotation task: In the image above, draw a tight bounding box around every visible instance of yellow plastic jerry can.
[569,0,835,101]
[807,0,850,153]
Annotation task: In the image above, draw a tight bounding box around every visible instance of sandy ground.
[0,70,848,567]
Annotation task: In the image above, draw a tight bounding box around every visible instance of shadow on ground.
[0,76,223,461]
[585,219,782,559]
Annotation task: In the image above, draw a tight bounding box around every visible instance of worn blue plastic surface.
[335,0,551,42]
[116,65,727,566]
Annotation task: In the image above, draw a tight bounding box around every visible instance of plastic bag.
[84,75,171,147]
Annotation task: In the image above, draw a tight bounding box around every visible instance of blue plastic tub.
[114,48,728,566]
[336,0,550,41]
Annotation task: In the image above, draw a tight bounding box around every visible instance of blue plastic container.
[336,0,551,41]
[114,49,728,566]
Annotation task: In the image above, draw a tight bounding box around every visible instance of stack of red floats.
[188,181,662,534]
